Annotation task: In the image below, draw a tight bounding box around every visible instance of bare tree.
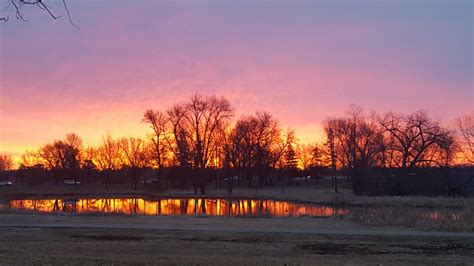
[323,118,353,170]
[295,143,317,170]
[119,137,151,190]
[0,154,14,171]
[254,112,290,186]
[38,133,83,185]
[168,93,234,194]
[455,113,474,164]
[354,114,385,169]
[323,106,386,193]
[80,146,97,186]
[166,104,192,168]
[223,115,256,189]
[143,109,169,189]
[91,135,123,188]
[20,149,41,168]
[227,112,290,189]
[380,110,452,168]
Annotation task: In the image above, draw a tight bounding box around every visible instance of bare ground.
[1,213,473,237]
[0,214,473,265]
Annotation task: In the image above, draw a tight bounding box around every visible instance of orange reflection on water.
[8,198,348,217]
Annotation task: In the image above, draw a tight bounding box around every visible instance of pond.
[0,198,349,217]
[1,198,467,224]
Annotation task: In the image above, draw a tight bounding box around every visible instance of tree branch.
[5,0,80,29]
[39,1,59,20]
[12,0,27,21]
[62,0,79,29]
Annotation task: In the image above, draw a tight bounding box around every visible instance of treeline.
[323,106,473,195]
[1,94,473,195]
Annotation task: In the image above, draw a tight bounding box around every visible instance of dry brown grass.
[340,204,474,232]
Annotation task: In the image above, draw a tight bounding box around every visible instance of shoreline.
[1,185,473,209]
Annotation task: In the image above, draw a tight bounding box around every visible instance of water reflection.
[6,198,349,217]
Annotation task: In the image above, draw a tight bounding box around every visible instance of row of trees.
[324,106,457,171]
[1,94,473,194]
[321,106,472,194]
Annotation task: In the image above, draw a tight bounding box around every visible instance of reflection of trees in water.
[53,199,61,212]
[132,198,139,214]
[193,199,198,214]
[157,199,161,215]
[180,199,187,215]
[200,199,206,214]
[8,198,355,218]
[62,200,77,213]
[103,199,110,212]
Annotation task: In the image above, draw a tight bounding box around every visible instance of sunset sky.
[0,0,472,163]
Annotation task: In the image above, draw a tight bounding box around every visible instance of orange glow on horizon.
[2,122,325,169]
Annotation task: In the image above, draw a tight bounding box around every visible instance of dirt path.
[1,213,473,238]
[0,223,473,265]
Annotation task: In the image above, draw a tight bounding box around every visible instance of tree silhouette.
[455,113,474,164]
[143,110,169,190]
[119,137,150,190]
[380,110,453,168]
[164,93,234,194]
[20,149,40,168]
[0,154,14,171]
[38,133,83,185]
[90,135,122,188]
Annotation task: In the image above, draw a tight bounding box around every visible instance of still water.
[3,198,349,217]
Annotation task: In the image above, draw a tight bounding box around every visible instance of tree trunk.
[200,173,206,195]
[193,168,198,195]
[157,168,162,192]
